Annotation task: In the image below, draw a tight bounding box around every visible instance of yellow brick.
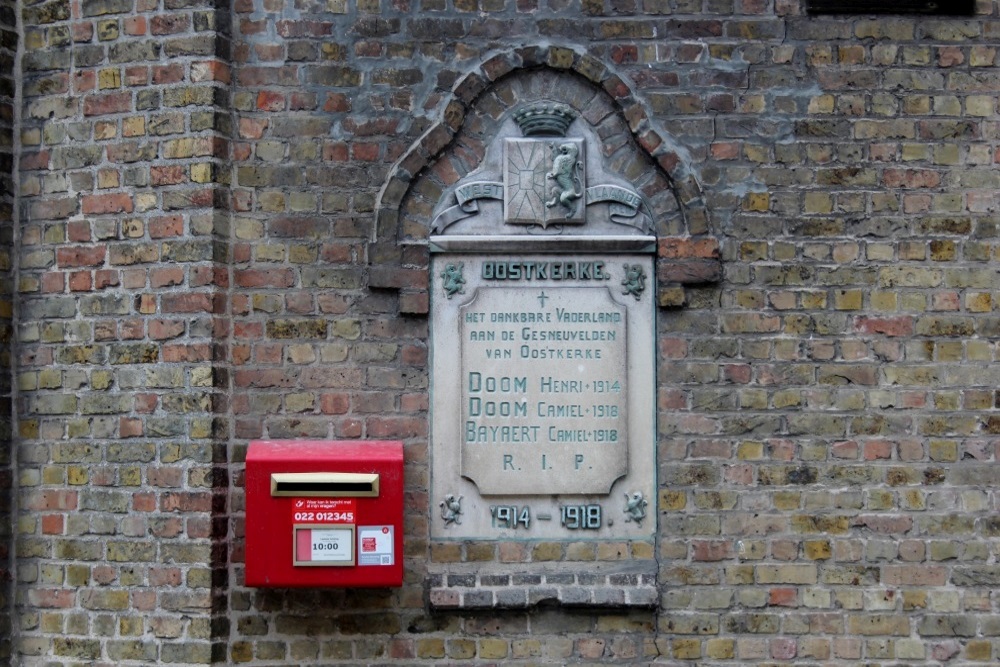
[190,163,213,183]
[532,542,562,561]
[705,638,735,660]
[429,542,461,563]
[966,640,992,661]
[929,439,958,462]
[833,289,863,310]
[67,467,88,485]
[744,192,769,212]
[464,542,494,562]
[774,491,800,511]
[566,542,595,561]
[804,540,832,560]
[416,639,445,659]
[631,541,654,559]
[659,490,686,511]
[98,169,120,189]
[120,466,141,486]
[901,590,927,611]
[737,441,764,460]
[478,638,508,660]
[98,68,121,89]
[597,542,629,560]
[672,638,701,659]
[122,116,145,137]
[804,192,832,213]
[808,94,834,113]
[870,291,897,311]
[510,639,541,658]
[42,466,64,484]
[965,292,992,312]
[94,121,117,140]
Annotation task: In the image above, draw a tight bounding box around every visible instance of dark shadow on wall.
[0,0,16,661]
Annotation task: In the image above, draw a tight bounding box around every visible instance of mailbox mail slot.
[270,472,380,497]
[245,440,404,588]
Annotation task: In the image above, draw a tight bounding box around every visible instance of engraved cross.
[537,291,549,307]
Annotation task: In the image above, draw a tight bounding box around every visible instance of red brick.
[162,343,211,362]
[68,271,92,291]
[160,491,213,512]
[769,587,798,607]
[25,490,78,511]
[150,14,190,35]
[41,515,64,535]
[658,237,720,259]
[149,320,185,340]
[82,192,133,214]
[235,268,295,288]
[57,246,106,268]
[125,65,149,85]
[150,166,187,186]
[239,118,268,139]
[132,493,156,512]
[150,267,184,288]
[20,150,50,171]
[28,589,75,609]
[67,221,91,242]
[148,215,184,238]
[74,70,96,93]
[883,169,941,189]
[41,272,65,293]
[854,316,913,337]
[161,293,217,313]
[83,91,132,116]
[257,90,285,111]
[324,93,351,112]
[119,418,143,437]
[124,16,146,35]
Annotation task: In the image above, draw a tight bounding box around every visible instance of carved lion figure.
[545,142,583,215]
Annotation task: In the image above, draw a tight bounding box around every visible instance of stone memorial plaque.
[431,253,655,539]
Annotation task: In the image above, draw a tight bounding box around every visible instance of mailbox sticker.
[291,498,356,525]
[294,526,355,566]
[357,525,394,566]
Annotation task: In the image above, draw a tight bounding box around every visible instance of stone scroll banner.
[430,182,649,234]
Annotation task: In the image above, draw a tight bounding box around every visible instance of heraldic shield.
[504,137,586,227]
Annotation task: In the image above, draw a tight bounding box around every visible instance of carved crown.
[512,101,578,137]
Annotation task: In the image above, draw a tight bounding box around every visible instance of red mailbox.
[245,440,404,588]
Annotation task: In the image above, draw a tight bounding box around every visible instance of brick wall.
[16,0,231,660]
[11,0,1000,664]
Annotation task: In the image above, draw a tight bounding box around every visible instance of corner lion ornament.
[440,263,465,299]
[621,263,646,300]
[440,493,463,526]
[623,491,647,525]
[545,142,583,217]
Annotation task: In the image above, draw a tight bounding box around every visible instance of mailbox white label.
[295,527,354,565]
[358,525,394,566]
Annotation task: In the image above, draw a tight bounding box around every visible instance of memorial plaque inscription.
[431,253,655,539]
[461,284,627,495]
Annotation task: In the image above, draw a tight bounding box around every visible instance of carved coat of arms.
[431,101,652,234]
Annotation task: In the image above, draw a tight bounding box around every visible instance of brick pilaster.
[15,0,232,660]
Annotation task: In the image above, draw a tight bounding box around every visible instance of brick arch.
[370,44,719,313]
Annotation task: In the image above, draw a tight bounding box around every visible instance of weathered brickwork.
[7,0,1000,664]
[14,0,232,662]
